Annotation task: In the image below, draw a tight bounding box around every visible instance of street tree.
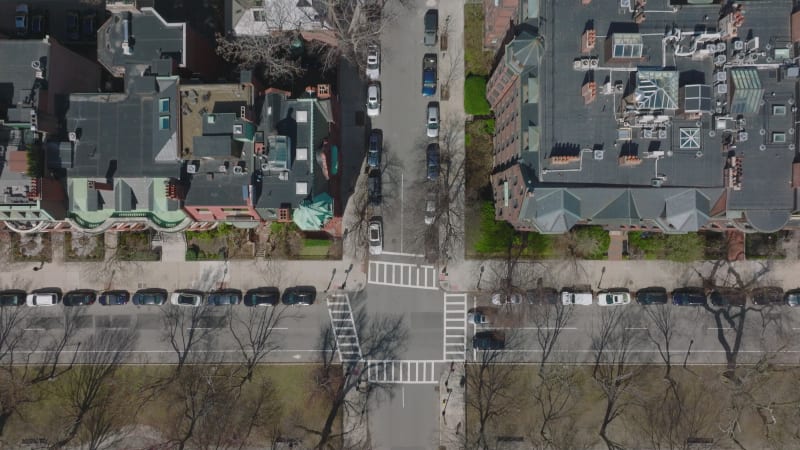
[228,304,288,385]
[530,302,574,370]
[161,304,219,372]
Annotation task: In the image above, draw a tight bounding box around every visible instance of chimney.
[582,29,596,53]
[582,81,597,104]
[88,180,113,191]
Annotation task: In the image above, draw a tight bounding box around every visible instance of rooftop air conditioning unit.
[68,132,77,142]
[218,165,227,173]
[658,129,668,139]
[233,124,243,134]
[187,164,198,174]
[278,171,289,181]
[593,150,604,160]
[233,165,243,174]
[34,70,43,79]
[261,163,270,171]
[651,177,666,187]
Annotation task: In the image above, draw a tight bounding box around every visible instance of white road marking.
[24,328,45,331]
[626,327,648,330]
[400,172,404,252]
[708,327,733,330]
[368,261,438,289]
[402,386,405,408]
[367,360,439,384]
[186,327,212,330]
[484,327,579,330]
[443,293,467,361]
[381,251,425,258]
[326,293,362,363]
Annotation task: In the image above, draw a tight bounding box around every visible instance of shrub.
[464,76,491,115]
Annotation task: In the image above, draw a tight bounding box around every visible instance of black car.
[132,288,168,306]
[368,170,382,206]
[526,287,559,305]
[63,290,97,306]
[0,290,26,307]
[99,290,130,306]
[708,288,747,307]
[785,289,800,307]
[208,289,242,306]
[752,287,784,306]
[244,287,280,306]
[473,331,505,350]
[282,286,317,306]
[636,287,668,305]
[367,130,382,169]
[426,143,440,181]
[672,287,706,306]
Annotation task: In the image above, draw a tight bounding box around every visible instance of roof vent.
[68,132,78,142]
[278,171,289,181]
[261,163,270,171]
[593,149,604,160]
[218,164,227,173]
[187,164,198,174]
[233,165,244,174]
[233,124,243,134]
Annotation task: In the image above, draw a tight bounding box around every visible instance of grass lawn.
[117,231,161,261]
[299,238,333,259]
[186,223,254,260]
[5,364,339,448]
[628,231,706,261]
[464,4,494,77]
[466,363,800,449]
[464,76,491,115]
[469,201,556,259]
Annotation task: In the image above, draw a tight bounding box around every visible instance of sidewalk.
[439,361,466,449]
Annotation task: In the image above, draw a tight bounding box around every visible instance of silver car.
[366,44,380,80]
[426,102,439,138]
[367,83,381,117]
[368,217,383,255]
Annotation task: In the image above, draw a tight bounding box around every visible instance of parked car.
[636,287,668,305]
[63,290,97,306]
[426,102,439,138]
[752,286,784,306]
[491,291,522,305]
[0,290,26,307]
[561,289,592,306]
[282,286,316,306]
[26,290,60,307]
[423,9,438,46]
[244,287,280,306]
[597,290,631,306]
[367,130,382,169]
[368,217,383,255]
[366,83,381,117]
[66,10,80,40]
[99,290,130,306]
[15,4,28,35]
[467,308,490,325]
[208,289,242,306]
[30,12,46,36]
[526,287,560,305]
[473,331,505,350]
[132,288,168,306]
[170,290,204,307]
[708,288,747,307]
[424,190,437,225]
[422,53,437,96]
[366,44,380,80]
[81,11,96,38]
[672,287,706,306]
[426,143,440,181]
[368,170,382,206]
[785,289,800,307]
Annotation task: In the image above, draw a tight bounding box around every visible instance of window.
[296,148,308,161]
[295,182,308,195]
[253,10,265,21]
[773,105,787,116]
[159,115,170,130]
[296,110,309,123]
[159,98,170,113]
[772,132,787,143]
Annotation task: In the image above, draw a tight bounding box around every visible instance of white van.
[561,289,592,306]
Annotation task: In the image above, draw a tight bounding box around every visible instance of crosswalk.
[366,360,439,384]
[443,293,468,361]
[326,294,363,362]
[368,261,438,290]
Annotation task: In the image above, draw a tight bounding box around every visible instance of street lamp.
[476,265,485,290]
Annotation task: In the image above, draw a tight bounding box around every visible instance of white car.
[491,292,522,305]
[26,292,59,307]
[366,45,380,80]
[367,83,381,117]
[424,193,436,225]
[170,291,203,307]
[597,291,631,306]
[561,290,592,306]
[368,218,383,255]
[426,102,439,138]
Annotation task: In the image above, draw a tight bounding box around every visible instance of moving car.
[526,287,560,305]
[63,290,97,306]
[491,291,522,305]
[99,290,130,306]
[170,290,204,307]
[423,9,438,46]
[368,217,383,255]
[708,288,746,307]
[561,289,592,306]
[672,287,706,306]
[132,288,168,306]
[597,291,631,306]
[366,83,381,117]
[0,290,26,307]
[426,102,439,138]
[244,287,280,306]
[66,10,80,40]
[636,287,668,305]
[368,170,382,206]
[26,291,60,307]
[751,286,784,306]
[422,53,437,96]
[15,4,28,35]
[426,143,440,181]
[367,130,382,169]
[366,44,380,80]
[424,191,437,225]
[473,331,505,350]
[208,289,242,306]
[282,286,317,306]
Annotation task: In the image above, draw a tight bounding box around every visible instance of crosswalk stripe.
[368,261,438,290]
[442,293,468,361]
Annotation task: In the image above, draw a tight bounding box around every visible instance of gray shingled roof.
[98,8,184,76]
[0,40,49,123]
[528,188,580,233]
[664,189,710,232]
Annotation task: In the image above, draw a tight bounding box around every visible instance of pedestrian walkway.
[368,261,438,289]
[443,293,467,361]
[366,360,439,384]
[608,230,625,261]
[326,293,362,362]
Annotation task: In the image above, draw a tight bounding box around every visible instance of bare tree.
[531,303,574,371]
[529,364,581,448]
[216,33,304,80]
[161,304,219,372]
[642,304,677,379]
[228,305,288,385]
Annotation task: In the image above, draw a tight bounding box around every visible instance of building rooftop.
[65,72,181,179]
[183,159,252,207]
[98,7,185,77]
[178,83,254,158]
[232,0,327,36]
[0,40,49,125]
